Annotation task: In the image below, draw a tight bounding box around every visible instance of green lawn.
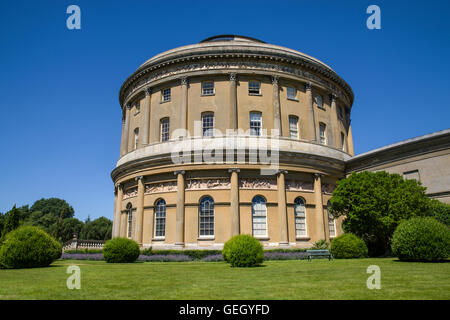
[0,258,449,299]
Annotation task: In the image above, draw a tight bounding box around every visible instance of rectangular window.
[160,118,169,142]
[403,170,420,181]
[289,116,299,139]
[295,206,306,236]
[162,88,171,102]
[338,106,343,120]
[134,128,139,150]
[202,113,214,137]
[319,123,327,145]
[202,81,214,95]
[127,211,133,238]
[287,86,297,100]
[248,81,261,95]
[250,112,262,136]
[315,95,323,108]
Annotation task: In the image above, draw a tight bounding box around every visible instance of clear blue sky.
[1,0,449,221]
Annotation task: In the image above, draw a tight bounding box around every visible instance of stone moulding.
[120,58,352,107]
[239,178,277,190]
[185,178,230,190]
[144,181,177,194]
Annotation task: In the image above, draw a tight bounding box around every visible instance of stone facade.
[111,35,355,249]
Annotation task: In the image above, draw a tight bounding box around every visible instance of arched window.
[126,203,133,238]
[201,112,214,137]
[252,196,267,237]
[327,201,336,237]
[319,123,327,145]
[154,199,166,237]
[134,128,139,150]
[199,196,214,236]
[294,197,307,236]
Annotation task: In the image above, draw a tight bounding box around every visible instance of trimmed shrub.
[0,226,62,269]
[330,233,368,259]
[311,239,329,250]
[391,217,450,261]
[222,234,264,267]
[103,237,140,263]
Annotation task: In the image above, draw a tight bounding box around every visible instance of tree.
[79,217,112,240]
[60,218,84,242]
[2,206,22,238]
[427,199,450,226]
[329,171,430,256]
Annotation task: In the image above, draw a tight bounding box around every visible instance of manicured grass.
[0,258,449,299]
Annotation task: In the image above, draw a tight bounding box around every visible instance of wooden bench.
[306,249,333,261]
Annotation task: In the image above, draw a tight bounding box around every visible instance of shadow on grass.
[392,258,450,263]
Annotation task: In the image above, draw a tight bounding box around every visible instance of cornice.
[119,50,354,108]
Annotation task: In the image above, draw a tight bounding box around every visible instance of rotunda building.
[111,35,354,249]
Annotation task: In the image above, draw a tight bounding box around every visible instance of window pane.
[202,81,214,95]
[287,87,296,99]
[202,113,214,137]
[252,196,267,237]
[160,118,169,142]
[199,197,214,236]
[162,88,171,102]
[319,123,326,145]
[249,81,260,94]
[250,112,262,136]
[155,199,166,237]
[289,116,298,139]
[315,95,323,108]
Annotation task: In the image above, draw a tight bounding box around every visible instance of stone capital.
[305,82,312,91]
[313,173,323,180]
[125,102,132,109]
[174,170,185,176]
[229,72,237,81]
[277,169,288,176]
[228,168,240,173]
[135,175,144,182]
[144,87,152,96]
[271,75,280,85]
[180,76,189,86]
[330,93,338,102]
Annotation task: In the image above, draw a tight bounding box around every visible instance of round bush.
[103,237,140,263]
[0,226,62,269]
[330,233,368,259]
[391,217,450,261]
[222,234,264,267]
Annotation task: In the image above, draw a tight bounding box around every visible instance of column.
[174,170,185,248]
[113,184,123,238]
[141,87,151,146]
[314,173,329,242]
[347,123,354,156]
[229,168,240,237]
[277,170,289,247]
[229,73,238,131]
[272,76,281,136]
[329,93,339,148]
[180,77,188,138]
[121,103,131,156]
[135,176,144,246]
[120,201,127,238]
[305,82,316,142]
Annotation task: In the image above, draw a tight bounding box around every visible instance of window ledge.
[152,237,165,241]
[254,236,270,241]
[160,100,171,104]
[197,236,215,241]
[296,236,310,241]
[201,93,215,97]
[317,106,326,111]
[287,98,299,102]
[248,93,262,96]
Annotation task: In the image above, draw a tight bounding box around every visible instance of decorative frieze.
[186,178,230,190]
[122,59,349,105]
[123,187,138,200]
[322,183,335,194]
[285,180,314,192]
[145,181,178,194]
[239,178,277,190]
